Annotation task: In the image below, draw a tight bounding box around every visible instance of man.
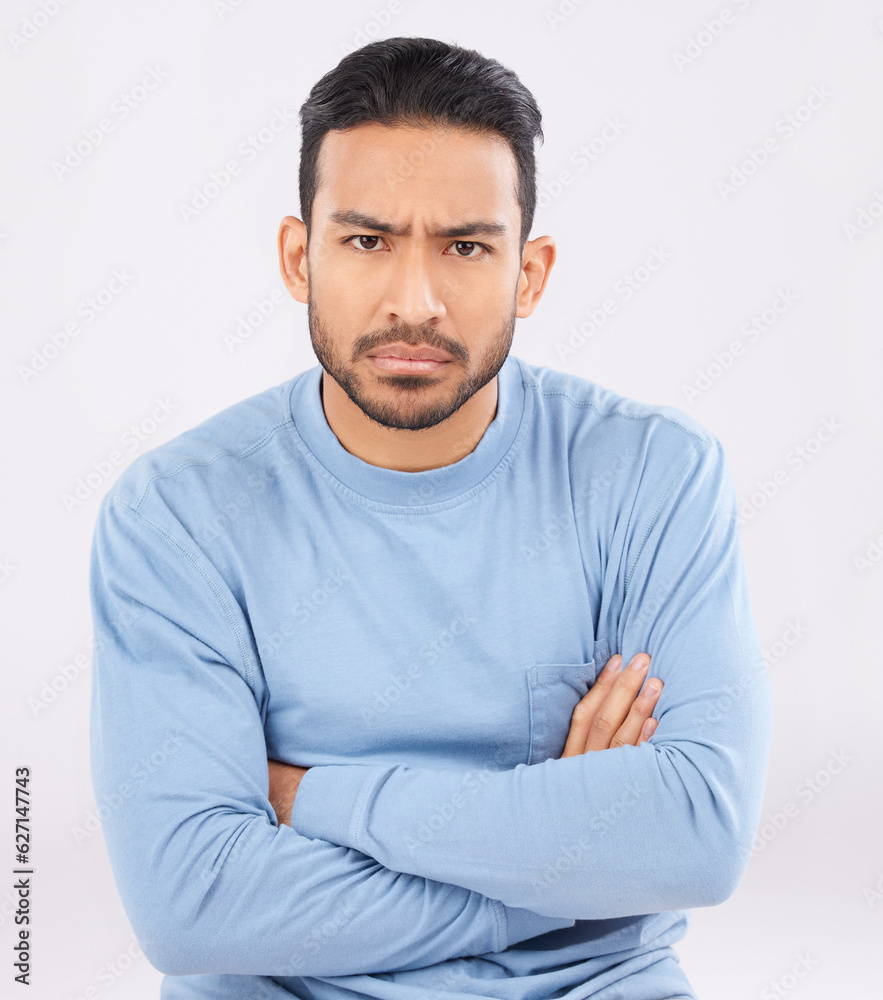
[89,36,773,1000]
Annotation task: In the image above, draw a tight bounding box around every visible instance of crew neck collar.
[286,353,527,508]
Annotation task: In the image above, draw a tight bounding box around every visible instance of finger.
[582,653,652,752]
[638,717,658,745]
[560,654,622,757]
[609,678,663,749]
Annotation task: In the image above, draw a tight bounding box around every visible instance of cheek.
[332,275,385,319]
[311,275,373,327]
[464,298,518,347]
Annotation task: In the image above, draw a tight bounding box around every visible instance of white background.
[2,1,882,997]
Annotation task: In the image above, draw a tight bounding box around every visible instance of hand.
[560,653,663,757]
[267,759,310,826]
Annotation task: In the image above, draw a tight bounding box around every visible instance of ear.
[516,235,556,318]
[278,216,309,304]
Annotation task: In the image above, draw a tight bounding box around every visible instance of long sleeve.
[289,436,775,920]
[88,494,574,977]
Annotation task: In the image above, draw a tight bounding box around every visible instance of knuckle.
[614,670,640,692]
[571,701,592,721]
[590,711,614,733]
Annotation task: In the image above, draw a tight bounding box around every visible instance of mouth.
[365,342,453,374]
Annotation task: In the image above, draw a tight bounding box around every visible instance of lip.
[366,342,453,362]
[367,356,450,374]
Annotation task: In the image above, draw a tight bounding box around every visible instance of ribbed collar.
[286,353,527,508]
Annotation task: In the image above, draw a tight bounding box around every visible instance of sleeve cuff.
[290,762,389,850]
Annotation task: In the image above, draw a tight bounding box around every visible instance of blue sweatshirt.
[88,353,774,1000]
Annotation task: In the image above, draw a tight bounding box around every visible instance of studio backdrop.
[2,1,881,998]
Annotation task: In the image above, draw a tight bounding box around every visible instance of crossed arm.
[89,437,773,975]
[89,496,576,980]
[268,649,665,824]
[261,438,774,920]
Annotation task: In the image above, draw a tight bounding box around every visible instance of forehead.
[313,122,520,228]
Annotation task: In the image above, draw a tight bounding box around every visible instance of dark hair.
[297,36,544,253]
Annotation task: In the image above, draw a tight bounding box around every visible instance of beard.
[307,290,516,432]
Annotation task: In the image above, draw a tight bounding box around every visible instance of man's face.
[305,122,524,431]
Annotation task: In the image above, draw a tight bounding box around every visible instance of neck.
[319,372,499,472]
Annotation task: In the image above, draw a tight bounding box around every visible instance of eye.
[447,241,488,259]
[346,235,385,253]
[343,236,491,260]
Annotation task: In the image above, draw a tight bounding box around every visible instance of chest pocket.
[525,638,612,765]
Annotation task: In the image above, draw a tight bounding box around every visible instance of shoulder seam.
[128,418,294,513]
[624,437,713,594]
[109,496,256,688]
[521,380,712,448]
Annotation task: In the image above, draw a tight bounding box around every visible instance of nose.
[380,245,449,329]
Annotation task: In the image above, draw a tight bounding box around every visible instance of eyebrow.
[328,209,508,240]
